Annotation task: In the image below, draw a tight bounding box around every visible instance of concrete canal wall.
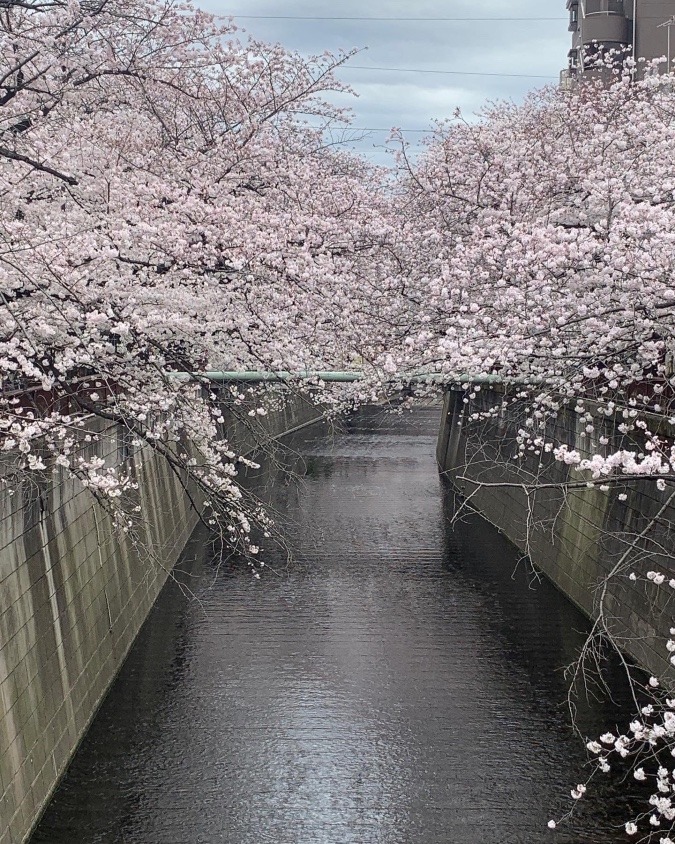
[437,388,675,682]
[0,392,326,844]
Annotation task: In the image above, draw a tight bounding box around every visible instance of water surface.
[32,407,639,843]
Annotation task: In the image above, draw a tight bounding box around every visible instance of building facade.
[564,0,675,82]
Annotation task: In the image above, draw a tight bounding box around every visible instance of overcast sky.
[195,0,570,163]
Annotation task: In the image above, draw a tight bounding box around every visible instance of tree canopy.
[5,1,675,836]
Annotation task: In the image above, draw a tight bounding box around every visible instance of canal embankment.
[29,407,635,844]
[437,387,675,681]
[0,390,326,844]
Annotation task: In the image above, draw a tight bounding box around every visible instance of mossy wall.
[0,392,326,844]
[437,388,675,682]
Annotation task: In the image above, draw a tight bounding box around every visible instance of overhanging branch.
[0,145,78,184]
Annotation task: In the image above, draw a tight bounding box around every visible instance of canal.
[32,407,638,843]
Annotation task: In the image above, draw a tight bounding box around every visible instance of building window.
[568,48,580,69]
[569,2,579,31]
[585,0,625,13]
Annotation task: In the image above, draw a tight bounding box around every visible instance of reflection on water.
[32,407,639,844]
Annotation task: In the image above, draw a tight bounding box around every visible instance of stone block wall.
[0,391,327,843]
[437,388,675,681]
[0,421,198,844]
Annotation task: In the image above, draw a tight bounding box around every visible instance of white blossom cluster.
[548,612,675,840]
[0,0,397,565]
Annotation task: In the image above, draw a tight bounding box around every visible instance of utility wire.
[346,128,431,133]
[228,15,562,80]
[323,129,429,137]
[230,16,566,22]
[343,65,557,79]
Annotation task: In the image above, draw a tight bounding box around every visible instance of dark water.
[32,407,640,844]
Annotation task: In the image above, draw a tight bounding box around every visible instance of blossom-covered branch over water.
[390,58,675,839]
[5,1,675,836]
[0,0,396,554]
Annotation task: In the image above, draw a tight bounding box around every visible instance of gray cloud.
[195,0,570,162]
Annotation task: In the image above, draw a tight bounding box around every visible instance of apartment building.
[564,0,675,81]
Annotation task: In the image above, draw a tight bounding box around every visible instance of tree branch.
[0,145,78,184]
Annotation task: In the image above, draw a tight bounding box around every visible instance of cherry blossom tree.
[389,60,675,839]
[389,58,675,511]
[0,0,398,561]
[9,2,675,832]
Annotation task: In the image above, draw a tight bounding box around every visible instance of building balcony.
[582,13,631,45]
[560,68,577,88]
[584,0,625,13]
